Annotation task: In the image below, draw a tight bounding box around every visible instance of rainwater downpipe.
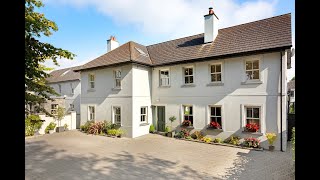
[280,51,283,152]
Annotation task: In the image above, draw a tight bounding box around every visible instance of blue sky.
[40,0,295,80]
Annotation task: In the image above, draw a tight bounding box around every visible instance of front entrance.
[157,106,165,132]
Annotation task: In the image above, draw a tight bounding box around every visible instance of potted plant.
[64,123,69,131]
[243,137,260,148]
[45,122,56,134]
[181,120,192,128]
[165,126,170,137]
[208,121,221,129]
[245,123,259,132]
[55,107,66,132]
[149,124,155,133]
[266,133,277,151]
[167,116,176,137]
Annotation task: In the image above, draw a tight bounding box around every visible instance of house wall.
[47,80,81,128]
[131,64,153,138]
[38,111,77,134]
[151,52,288,150]
[80,64,133,137]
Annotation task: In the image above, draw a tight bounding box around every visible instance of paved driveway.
[25,130,294,180]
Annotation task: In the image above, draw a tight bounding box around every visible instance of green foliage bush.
[25,115,43,136]
[82,120,95,133]
[213,137,223,143]
[102,120,112,133]
[201,136,212,143]
[45,122,56,134]
[165,126,170,133]
[107,129,125,137]
[149,124,155,133]
[224,135,241,145]
[88,121,104,135]
[191,131,204,140]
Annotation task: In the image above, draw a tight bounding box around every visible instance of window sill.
[180,125,194,129]
[241,80,263,85]
[87,89,95,92]
[206,82,224,87]
[242,131,263,136]
[112,88,122,91]
[206,127,223,131]
[159,86,171,88]
[181,84,196,88]
[140,123,150,126]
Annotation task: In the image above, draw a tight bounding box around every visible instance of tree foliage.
[25,0,75,114]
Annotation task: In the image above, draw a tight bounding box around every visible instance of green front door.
[157,106,165,132]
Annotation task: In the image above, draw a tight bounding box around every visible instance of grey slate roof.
[75,13,291,71]
[46,66,81,83]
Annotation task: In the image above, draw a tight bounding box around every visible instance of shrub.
[64,123,68,130]
[224,136,241,145]
[181,120,192,126]
[88,121,104,135]
[25,115,43,136]
[181,129,190,137]
[245,123,259,132]
[243,137,260,148]
[292,127,295,161]
[213,137,223,143]
[80,125,85,131]
[102,120,112,133]
[82,120,95,133]
[149,124,155,133]
[266,133,277,146]
[191,131,204,140]
[45,122,56,134]
[201,136,212,143]
[107,129,125,137]
[185,136,192,140]
[165,126,170,133]
[174,131,184,139]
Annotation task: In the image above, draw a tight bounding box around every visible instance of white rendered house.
[74,8,292,151]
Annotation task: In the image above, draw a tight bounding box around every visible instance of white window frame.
[159,69,170,87]
[241,104,265,134]
[88,74,95,89]
[208,105,223,130]
[140,106,148,123]
[114,69,121,89]
[87,105,95,121]
[112,106,122,126]
[245,59,261,81]
[209,62,223,83]
[181,105,194,126]
[51,104,58,115]
[183,66,194,85]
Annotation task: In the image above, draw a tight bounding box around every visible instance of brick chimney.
[107,36,119,52]
[204,7,219,43]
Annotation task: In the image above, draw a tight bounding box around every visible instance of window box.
[241,80,263,85]
[140,123,150,126]
[181,84,196,88]
[206,126,223,131]
[206,82,224,86]
[180,125,194,129]
[241,131,263,136]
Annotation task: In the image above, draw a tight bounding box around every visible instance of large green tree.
[25,0,75,114]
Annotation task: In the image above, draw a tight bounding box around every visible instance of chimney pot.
[107,36,119,52]
[209,7,213,15]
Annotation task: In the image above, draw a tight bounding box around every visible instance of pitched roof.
[75,13,291,71]
[75,41,152,71]
[46,66,81,83]
[287,80,295,90]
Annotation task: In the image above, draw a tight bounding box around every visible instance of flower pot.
[269,145,275,151]
[167,131,175,138]
[56,126,65,133]
[49,130,55,134]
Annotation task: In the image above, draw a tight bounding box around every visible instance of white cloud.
[45,0,277,39]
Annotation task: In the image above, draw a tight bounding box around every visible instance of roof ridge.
[129,41,133,61]
[219,13,291,31]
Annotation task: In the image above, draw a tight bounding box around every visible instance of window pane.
[185,77,189,84]
[216,117,222,125]
[184,106,189,115]
[217,74,221,81]
[211,65,215,73]
[211,107,215,116]
[189,68,193,75]
[247,108,252,118]
[253,108,259,118]
[189,116,193,125]
[185,69,189,75]
[189,106,193,115]
[90,82,95,88]
[216,64,221,72]
[210,117,216,122]
[246,61,252,70]
[190,76,193,83]
[253,60,259,69]
[165,71,168,75]
[216,107,221,116]
[246,71,252,80]
[184,115,189,121]
[211,74,216,82]
[253,70,259,79]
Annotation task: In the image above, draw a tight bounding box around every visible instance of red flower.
[209,121,221,129]
[245,123,259,132]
